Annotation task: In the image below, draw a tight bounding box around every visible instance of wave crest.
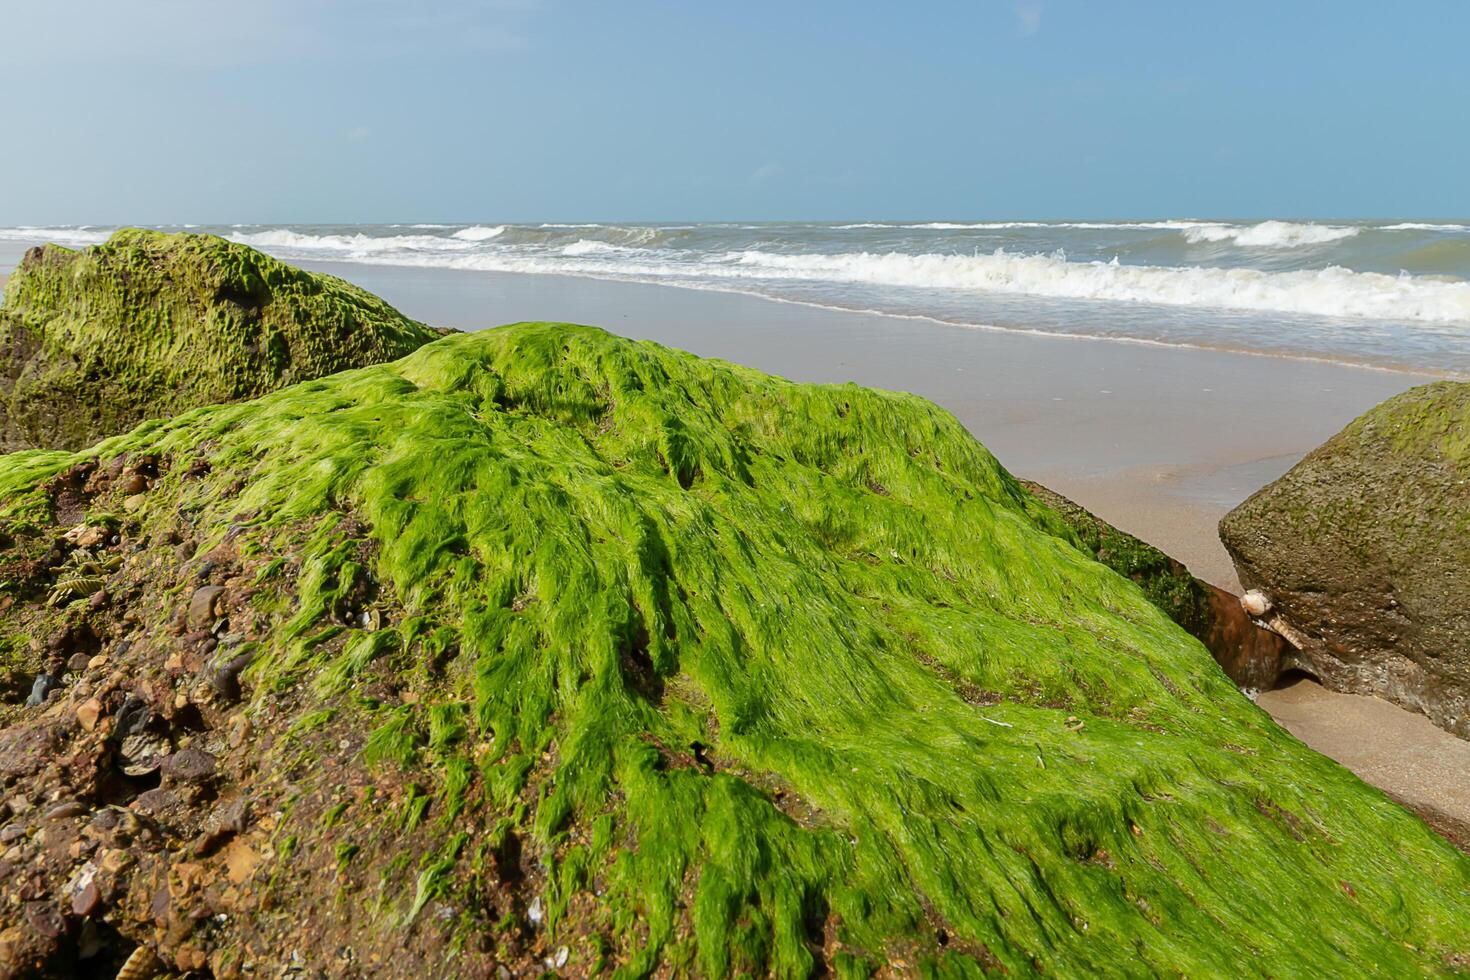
[719,249,1470,322]
[451,225,506,241]
[1181,221,1361,248]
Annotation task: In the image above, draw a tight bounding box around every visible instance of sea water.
[3,219,1469,374]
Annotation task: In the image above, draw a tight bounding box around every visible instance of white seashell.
[1240,590,1272,617]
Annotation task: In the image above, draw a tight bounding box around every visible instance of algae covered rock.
[1020,480,1212,635]
[2,324,1470,976]
[0,229,441,451]
[1221,380,1470,736]
[1022,481,1296,690]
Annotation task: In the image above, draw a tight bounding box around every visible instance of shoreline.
[5,240,1467,381]
[292,260,1470,380]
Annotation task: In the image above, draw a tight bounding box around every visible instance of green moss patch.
[0,229,441,451]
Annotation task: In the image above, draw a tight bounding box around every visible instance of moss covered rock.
[0,229,441,452]
[1023,481,1296,690]
[2,325,1470,976]
[1019,481,1212,636]
[1221,380,1470,736]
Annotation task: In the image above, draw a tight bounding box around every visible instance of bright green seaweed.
[3,323,1469,975]
[0,228,440,451]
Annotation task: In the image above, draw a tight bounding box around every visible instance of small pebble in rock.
[43,801,87,821]
[188,585,226,629]
[76,699,103,732]
[23,901,65,938]
[71,879,101,917]
[161,747,217,785]
[24,673,59,707]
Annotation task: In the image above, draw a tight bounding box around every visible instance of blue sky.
[2,1,1467,223]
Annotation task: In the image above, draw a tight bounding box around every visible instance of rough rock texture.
[1221,380,1470,737]
[1022,481,1294,690]
[0,229,442,452]
[2,324,1470,977]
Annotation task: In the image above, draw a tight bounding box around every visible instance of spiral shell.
[115,945,160,980]
[47,576,105,608]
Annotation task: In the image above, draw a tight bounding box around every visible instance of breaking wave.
[711,249,1470,322]
[450,225,506,241]
[1181,221,1361,248]
[5,220,1470,371]
[213,236,1470,325]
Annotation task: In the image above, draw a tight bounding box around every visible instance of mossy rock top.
[0,228,440,451]
[1221,379,1470,735]
[1,324,1469,975]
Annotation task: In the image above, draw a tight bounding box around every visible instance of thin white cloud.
[751,163,783,183]
[1015,2,1042,36]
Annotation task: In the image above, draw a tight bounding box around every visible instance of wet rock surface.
[1221,380,1470,737]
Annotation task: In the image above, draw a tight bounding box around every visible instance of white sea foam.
[838,220,1214,231]
[560,239,650,257]
[229,235,1470,325]
[1181,221,1361,248]
[7,223,1468,337]
[836,219,1371,247]
[707,249,1469,322]
[450,225,506,241]
[229,229,483,254]
[0,226,111,245]
[1380,222,1470,233]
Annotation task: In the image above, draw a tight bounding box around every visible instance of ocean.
[3,219,1469,374]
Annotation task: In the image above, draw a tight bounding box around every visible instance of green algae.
[4,323,1470,974]
[1020,480,1212,639]
[0,229,441,451]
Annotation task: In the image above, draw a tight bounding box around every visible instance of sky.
[1,0,1467,223]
